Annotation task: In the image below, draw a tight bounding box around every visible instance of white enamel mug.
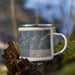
[18,24,67,61]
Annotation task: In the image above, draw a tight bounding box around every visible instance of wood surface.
[2,40,57,75]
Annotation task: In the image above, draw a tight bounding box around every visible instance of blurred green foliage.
[54,40,75,75]
[53,27,75,75]
[54,41,75,64]
[55,62,75,75]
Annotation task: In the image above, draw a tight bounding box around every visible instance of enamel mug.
[18,24,67,61]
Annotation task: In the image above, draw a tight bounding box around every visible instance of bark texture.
[2,40,58,75]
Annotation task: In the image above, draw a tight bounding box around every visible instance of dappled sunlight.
[0,65,7,75]
[0,41,8,50]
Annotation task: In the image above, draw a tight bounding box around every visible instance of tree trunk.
[2,41,58,75]
[69,13,75,41]
[10,0,18,40]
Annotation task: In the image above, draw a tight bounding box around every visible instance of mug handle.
[53,33,67,56]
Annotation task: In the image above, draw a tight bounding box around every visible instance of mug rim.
[18,24,54,27]
[19,56,54,62]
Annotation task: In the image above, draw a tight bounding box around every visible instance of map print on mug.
[19,30,51,58]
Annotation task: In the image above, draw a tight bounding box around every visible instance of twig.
[66,0,73,37]
[49,0,54,24]
[59,0,65,34]
[72,10,75,32]
[10,0,18,40]
[36,0,39,24]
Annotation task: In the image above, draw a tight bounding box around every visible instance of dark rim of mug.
[18,24,54,27]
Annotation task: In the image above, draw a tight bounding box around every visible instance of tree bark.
[2,41,43,75]
[2,41,58,75]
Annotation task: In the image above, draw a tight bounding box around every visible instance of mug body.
[18,24,54,61]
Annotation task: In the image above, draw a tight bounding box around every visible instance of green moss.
[54,41,75,64]
[55,62,75,75]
